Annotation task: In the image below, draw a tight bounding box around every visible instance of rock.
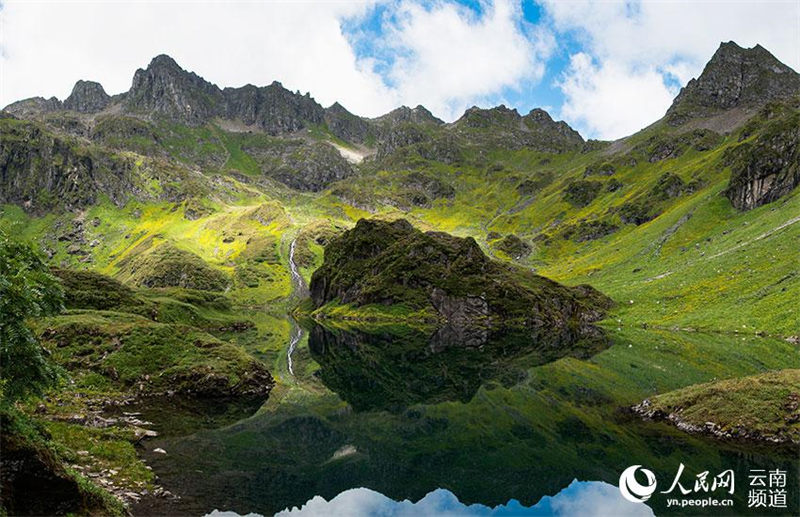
[724,110,799,210]
[401,172,455,206]
[309,218,614,329]
[430,288,489,326]
[563,180,603,207]
[267,141,354,191]
[0,121,138,213]
[494,234,532,258]
[561,220,619,242]
[452,105,583,153]
[63,80,111,113]
[324,102,371,143]
[2,96,62,118]
[223,81,325,135]
[126,55,224,125]
[584,162,616,176]
[667,41,800,124]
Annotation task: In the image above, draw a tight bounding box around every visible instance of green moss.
[647,369,800,443]
[35,311,272,397]
[309,218,612,328]
[52,268,140,311]
[118,244,230,291]
[563,179,603,207]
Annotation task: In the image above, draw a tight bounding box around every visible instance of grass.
[646,369,800,442]
[34,310,271,396]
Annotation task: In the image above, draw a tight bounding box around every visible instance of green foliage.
[52,268,139,311]
[36,311,272,397]
[563,179,603,207]
[0,231,63,402]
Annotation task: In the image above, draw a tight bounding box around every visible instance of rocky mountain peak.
[377,105,443,125]
[147,54,182,70]
[126,54,223,125]
[3,96,62,118]
[522,108,584,145]
[326,101,348,114]
[524,108,555,123]
[456,105,523,129]
[324,102,370,142]
[63,80,110,113]
[666,41,800,124]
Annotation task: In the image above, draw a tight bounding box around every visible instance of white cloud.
[558,53,676,140]
[267,481,655,516]
[379,0,553,120]
[0,0,549,122]
[0,1,394,114]
[541,0,800,139]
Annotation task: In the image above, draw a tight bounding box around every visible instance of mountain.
[0,40,798,329]
[666,41,800,126]
[2,53,585,172]
[63,80,111,113]
[126,54,225,124]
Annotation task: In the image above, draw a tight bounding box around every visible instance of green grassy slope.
[3,102,798,335]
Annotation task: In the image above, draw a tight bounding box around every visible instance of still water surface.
[131,321,799,516]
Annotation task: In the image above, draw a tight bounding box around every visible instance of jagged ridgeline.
[0,41,798,337]
[0,40,797,327]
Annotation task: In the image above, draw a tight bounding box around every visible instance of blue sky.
[1,1,799,139]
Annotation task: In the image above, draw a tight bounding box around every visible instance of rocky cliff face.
[667,42,800,125]
[63,80,110,113]
[3,96,63,118]
[375,105,444,126]
[725,108,800,210]
[452,105,584,153]
[309,218,613,329]
[324,102,371,143]
[125,56,327,132]
[0,120,137,212]
[223,82,326,135]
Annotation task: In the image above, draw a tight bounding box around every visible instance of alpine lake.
[124,314,800,516]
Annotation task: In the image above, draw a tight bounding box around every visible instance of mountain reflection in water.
[133,326,799,517]
[308,322,608,412]
[206,480,653,517]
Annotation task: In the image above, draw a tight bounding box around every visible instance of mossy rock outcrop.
[309,218,613,331]
[36,312,273,398]
[634,369,800,444]
[563,179,603,207]
[120,244,229,291]
[53,268,140,311]
[1,409,122,516]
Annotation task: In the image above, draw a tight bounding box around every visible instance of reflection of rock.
[429,324,488,351]
[308,323,607,412]
[430,288,488,327]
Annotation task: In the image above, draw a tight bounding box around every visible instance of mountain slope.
[0,40,798,336]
